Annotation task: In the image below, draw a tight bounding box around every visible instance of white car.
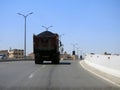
[0,54,7,60]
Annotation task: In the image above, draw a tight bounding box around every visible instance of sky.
[0,0,120,55]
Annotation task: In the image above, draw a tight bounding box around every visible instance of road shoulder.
[80,60,120,87]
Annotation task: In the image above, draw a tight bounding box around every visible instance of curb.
[80,60,120,87]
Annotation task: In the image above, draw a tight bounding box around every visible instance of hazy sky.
[0,0,120,54]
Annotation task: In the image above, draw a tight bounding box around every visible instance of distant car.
[0,54,7,60]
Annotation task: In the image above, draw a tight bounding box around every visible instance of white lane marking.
[29,74,34,79]
[28,65,46,79]
[79,61,120,87]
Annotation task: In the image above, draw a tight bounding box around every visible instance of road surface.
[0,60,119,90]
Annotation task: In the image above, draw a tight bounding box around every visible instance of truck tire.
[39,58,43,64]
[56,54,60,64]
[35,59,38,64]
[35,54,43,64]
[52,56,59,64]
[56,57,60,64]
[35,55,39,64]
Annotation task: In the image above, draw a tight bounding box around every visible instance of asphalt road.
[0,60,119,90]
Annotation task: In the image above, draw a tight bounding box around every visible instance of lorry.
[33,31,60,64]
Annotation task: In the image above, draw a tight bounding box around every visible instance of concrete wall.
[84,54,120,78]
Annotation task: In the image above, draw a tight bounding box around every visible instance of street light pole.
[42,26,53,31]
[18,12,33,59]
[71,43,77,51]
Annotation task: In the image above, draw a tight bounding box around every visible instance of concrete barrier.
[84,54,120,78]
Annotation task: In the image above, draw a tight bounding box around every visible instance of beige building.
[60,52,73,60]
[9,49,24,59]
[71,55,78,60]
[28,53,35,59]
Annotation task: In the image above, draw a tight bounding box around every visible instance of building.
[60,51,74,60]
[0,50,8,59]
[9,49,24,59]
[28,53,34,59]
[71,55,78,60]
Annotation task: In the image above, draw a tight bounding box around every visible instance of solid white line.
[79,61,120,87]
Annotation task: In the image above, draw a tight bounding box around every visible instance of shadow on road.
[59,62,71,65]
[37,61,71,65]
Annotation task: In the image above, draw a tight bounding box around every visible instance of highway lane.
[0,60,119,90]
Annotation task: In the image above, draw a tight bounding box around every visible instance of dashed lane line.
[28,65,46,79]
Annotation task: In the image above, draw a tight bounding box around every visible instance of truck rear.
[33,31,60,64]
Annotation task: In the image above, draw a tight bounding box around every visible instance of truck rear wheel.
[39,58,43,64]
[35,57,43,64]
[35,59,38,64]
[35,55,39,64]
[35,54,43,64]
[52,56,59,64]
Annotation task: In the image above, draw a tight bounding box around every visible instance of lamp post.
[18,12,33,59]
[71,43,77,51]
[42,26,53,31]
[76,47,80,59]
